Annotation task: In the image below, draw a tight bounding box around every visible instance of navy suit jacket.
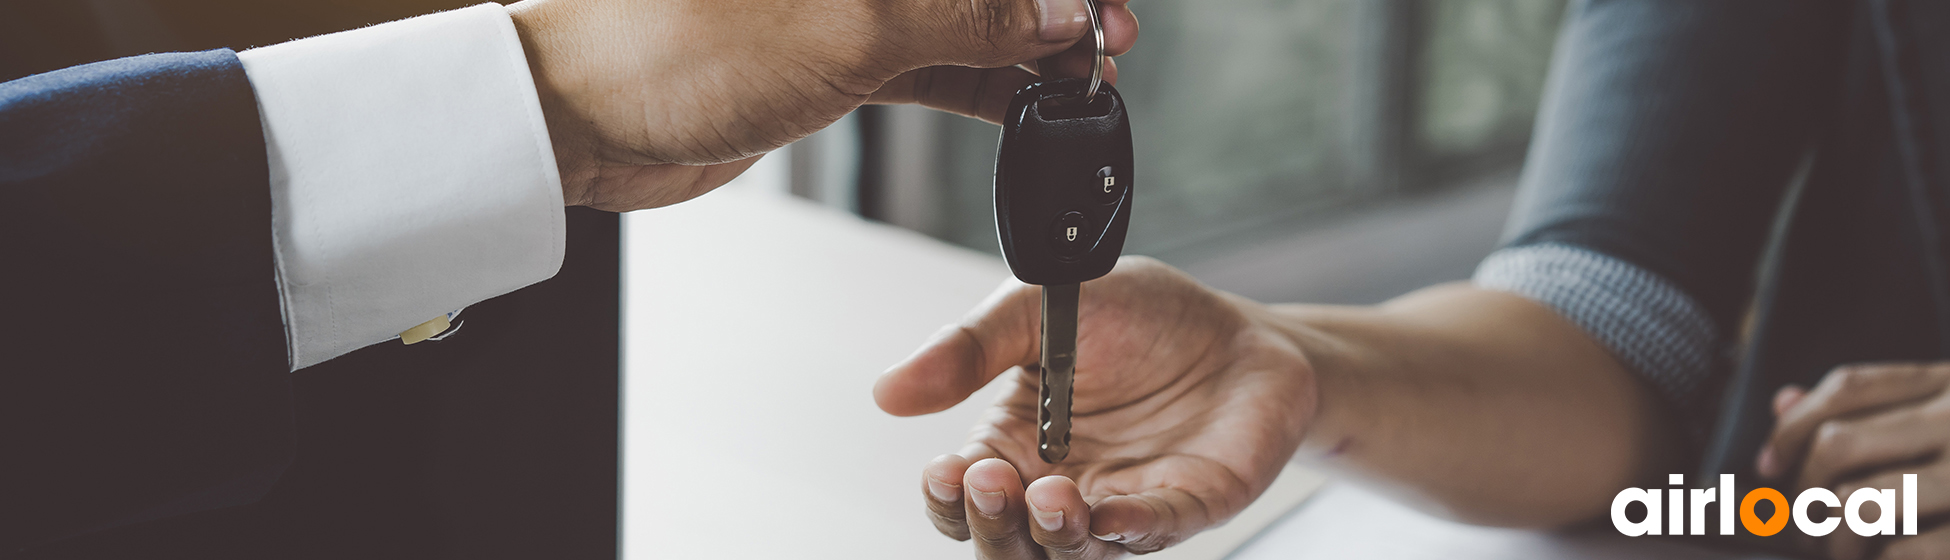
[0,50,293,553]
[0,4,621,556]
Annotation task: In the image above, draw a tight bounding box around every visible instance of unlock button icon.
[1093,166,1123,204]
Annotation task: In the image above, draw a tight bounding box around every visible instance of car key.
[992,2,1133,463]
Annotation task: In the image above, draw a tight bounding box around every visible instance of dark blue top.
[1502,0,1950,500]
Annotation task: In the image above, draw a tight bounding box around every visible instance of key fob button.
[1093,166,1122,204]
[1050,211,1090,257]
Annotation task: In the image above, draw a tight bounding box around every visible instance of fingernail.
[1756,448,1777,479]
[1031,504,1065,532]
[927,478,961,503]
[971,489,1006,517]
[1092,531,1124,542]
[1037,0,1090,42]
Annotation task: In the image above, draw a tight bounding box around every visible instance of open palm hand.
[875,257,1317,559]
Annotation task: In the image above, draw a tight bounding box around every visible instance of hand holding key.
[507,0,1138,212]
[874,258,1319,558]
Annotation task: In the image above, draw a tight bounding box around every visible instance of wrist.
[1258,303,1374,460]
[508,0,598,207]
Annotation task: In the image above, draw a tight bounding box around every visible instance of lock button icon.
[1050,211,1090,257]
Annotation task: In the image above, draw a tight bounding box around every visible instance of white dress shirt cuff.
[238,3,566,371]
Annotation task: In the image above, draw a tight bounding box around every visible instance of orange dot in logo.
[1740,488,1789,536]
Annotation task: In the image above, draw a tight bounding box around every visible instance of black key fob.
[994,78,1134,286]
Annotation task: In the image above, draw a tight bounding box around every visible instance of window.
[790,0,1564,300]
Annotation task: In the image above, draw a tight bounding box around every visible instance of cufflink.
[400,309,466,344]
[400,315,451,345]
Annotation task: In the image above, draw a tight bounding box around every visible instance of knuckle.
[1814,421,1856,456]
[1040,537,1090,556]
[1120,527,1188,556]
[1833,366,1872,391]
[973,0,1023,41]
[927,498,966,520]
[1922,404,1950,423]
[895,66,937,106]
[946,0,1035,60]
[972,526,1024,550]
[1123,536,1184,555]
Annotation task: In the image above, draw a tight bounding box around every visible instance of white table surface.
[620,172,1315,559]
[619,161,1783,560]
[621,174,1016,560]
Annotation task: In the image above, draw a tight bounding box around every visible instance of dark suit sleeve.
[0,50,293,553]
[1502,0,1848,332]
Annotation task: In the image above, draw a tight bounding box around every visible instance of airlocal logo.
[1613,474,1919,537]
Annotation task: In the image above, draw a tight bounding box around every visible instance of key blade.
[1039,283,1079,463]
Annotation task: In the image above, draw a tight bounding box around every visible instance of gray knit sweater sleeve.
[1473,243,1720,408]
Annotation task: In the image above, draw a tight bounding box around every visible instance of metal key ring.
[1083,0,1106,101]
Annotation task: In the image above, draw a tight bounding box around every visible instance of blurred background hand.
[507,0,1138,212]
[1759,364,1950,560]
[873,257,1316,558]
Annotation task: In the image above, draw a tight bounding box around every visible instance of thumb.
[874,279,1043,417]
[886,0,1096,70]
